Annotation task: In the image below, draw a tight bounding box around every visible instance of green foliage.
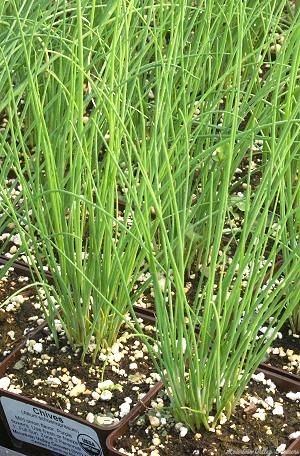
[0,0,299,431]
[128,0,300,431]
[0,0,154,359]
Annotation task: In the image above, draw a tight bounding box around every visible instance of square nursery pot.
[0,324,123,456]
[106,367,300,456]
[0,388,117,456]
[0,257,158,456]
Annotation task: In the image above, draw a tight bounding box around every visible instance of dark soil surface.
[116,376,299,456]
[3,323,158,425]
[0,270,44,362]
[264,322,300,375]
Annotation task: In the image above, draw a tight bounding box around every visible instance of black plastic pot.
[0,388,117,456]
[106,367,300,456]
[0,318,120,456]
[1,258,298,455]
[0,259,159,456]
[0,256,48,453]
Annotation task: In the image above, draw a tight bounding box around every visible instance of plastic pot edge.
[106,368,300,456]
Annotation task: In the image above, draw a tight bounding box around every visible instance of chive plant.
[0,0,299,430]
[0,118,25,277]
[274,21,300,333]
[0,0,157,359]
[116,0,298,276]
[129,1,300,431]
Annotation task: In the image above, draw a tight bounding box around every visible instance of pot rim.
[106,368,300,456]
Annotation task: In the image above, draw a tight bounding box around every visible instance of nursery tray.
[133,307,156,325]
[257,364,300,392]
[106,369,300,456]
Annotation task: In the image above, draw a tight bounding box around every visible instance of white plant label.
[0,397,103,456]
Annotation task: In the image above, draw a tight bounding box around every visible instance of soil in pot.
[0,266,44,363]
[0,319,159,427]
[264,323,299,376]
[111,371,300,456]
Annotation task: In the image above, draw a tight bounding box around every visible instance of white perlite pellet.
[252,372,265,383]
[272,405,284,416]
[0,377,10,389]
[148,415,160,428]
[33,342,43,353]
[179,426,188,437]
[119,401,131,417]
[7,331,15,340]
[150,450,160,456]
[286,391,300,401]
[12,295,25,304]
[152,436,161,446]
[69,383,86,397]
[100,390,113,401]
[264,396,274,408]
[86,412,94,423]
[276,444,286,453]
[289,431,300,440]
